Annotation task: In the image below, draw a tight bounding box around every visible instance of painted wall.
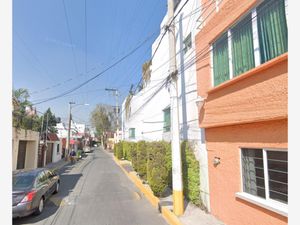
[199,55,288,128]
[12,128,39,170]
[122,0,210,210]
[195,0,288,224]
[206,119,287,225]
[51,141,62,163]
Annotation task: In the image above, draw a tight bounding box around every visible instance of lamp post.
[66,102,89,157]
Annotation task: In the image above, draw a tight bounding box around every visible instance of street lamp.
[66,102,89,157]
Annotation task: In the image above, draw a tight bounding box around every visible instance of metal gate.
[17,141,27,169]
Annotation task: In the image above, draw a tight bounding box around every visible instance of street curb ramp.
[113,156,183,225]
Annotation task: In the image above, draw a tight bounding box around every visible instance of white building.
[56,122,86,139]
[121,0,210,210]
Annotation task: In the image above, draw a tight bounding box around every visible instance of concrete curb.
[112,156,183,225]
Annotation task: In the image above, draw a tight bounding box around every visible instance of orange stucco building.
[195,0,288,225]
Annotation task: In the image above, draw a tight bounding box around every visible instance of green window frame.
[129,128,135,139]
[257,0,288,63]
[231,14,255,76]
[163,107,171,132]
[183,33,192,55]
[213,33,230,86]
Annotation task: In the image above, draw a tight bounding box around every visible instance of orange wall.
[195,0,288,225]
[199,54,288,128]
[206,119,288,225]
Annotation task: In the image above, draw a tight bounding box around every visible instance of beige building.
[12,128,39,170]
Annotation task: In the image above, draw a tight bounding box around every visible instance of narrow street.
[13,147,167,225]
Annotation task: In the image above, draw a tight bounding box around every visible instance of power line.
[132,0,191,95]
[31,30,159,105]
[29,1,206,97]
[125,0,285,119]
[62,0,79,75]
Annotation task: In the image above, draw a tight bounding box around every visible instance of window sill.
[208,53,288,94]
[235,192,288,217]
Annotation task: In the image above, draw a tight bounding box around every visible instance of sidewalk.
[107,149,225,225]
[45,158,69,172]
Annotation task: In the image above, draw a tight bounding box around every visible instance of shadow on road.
[13,164,82,225]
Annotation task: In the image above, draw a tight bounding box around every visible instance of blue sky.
[13,0,166,125]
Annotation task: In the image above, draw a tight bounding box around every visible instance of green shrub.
[113,143,117,157]
[147,141,172,196]
[115,142,123,160]
[181,141,201,206]
[122,141,131,160]
[136,141,148,179]
[130,142,138,170]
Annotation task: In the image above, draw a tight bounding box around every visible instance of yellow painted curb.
[113,156,183,225]
[161,206,183,225]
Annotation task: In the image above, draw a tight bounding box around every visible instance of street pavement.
[13,147,168,225]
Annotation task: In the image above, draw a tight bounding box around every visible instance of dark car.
[12,168,60,218]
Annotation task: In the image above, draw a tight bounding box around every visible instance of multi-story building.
[195,0,288,224]
[121,0,210,210]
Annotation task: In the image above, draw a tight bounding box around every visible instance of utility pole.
[105,88,119,143]
[167,0,184,216]
[66,102,75,157]
[66,102,88,156]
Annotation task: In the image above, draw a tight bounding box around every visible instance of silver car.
[13,168,60,218]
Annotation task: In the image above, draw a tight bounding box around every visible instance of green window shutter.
[232,14,255,76]
[213,33,230,86]
[257,0,287,63]
[163,107,170,132]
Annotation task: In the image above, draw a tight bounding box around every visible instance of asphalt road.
[13,147,168,225]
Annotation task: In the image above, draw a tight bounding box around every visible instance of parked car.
[12,168,60,218]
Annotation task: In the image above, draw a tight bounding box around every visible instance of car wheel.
[34,198,44,215]
[53,182,59,194]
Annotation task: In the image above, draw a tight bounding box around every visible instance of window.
[213,33,230,86]
[183,33,192,55]
[129,128,135,139]
[231,14,255,76]
[163,107,171,132]
[241,148,288,204]
[57,144,60,153]
[257,0,288,63]
[212,0,287,86]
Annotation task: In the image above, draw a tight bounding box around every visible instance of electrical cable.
[62,0,79,75]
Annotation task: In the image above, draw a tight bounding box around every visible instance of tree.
[90,104,114,144]
[41,108,59,134]
[12,88,59,133]
[12,88,41,131]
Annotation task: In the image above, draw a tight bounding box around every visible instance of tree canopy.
[12,88,59,133]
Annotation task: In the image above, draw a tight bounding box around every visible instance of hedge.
[147,141,172,196]
[136,141,148,179]
[122,141,130,160]
[114,142,123,160]
[181,141,201,206]
[118,140,202,207]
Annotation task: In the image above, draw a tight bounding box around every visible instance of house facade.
[121,0,210,210]
[12,128,39,170]
[195,0,288,224]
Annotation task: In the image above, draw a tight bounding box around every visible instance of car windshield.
[13,174,35,190]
